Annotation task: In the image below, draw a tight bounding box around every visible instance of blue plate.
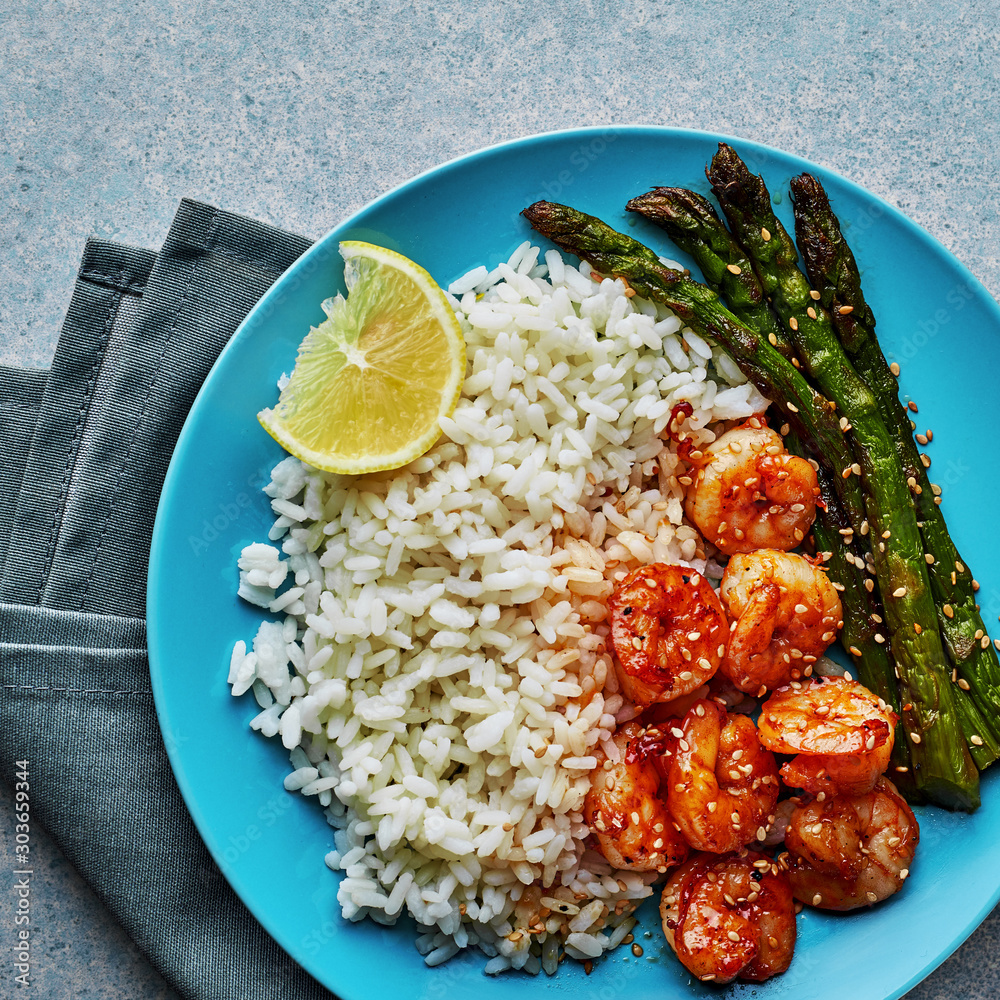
[148,127,1000,1000]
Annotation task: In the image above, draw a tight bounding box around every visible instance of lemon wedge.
[258,242,466,475]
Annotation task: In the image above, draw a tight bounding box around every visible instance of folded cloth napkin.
[0,201,339,1000]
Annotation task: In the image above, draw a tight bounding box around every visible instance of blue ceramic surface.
[148,127,1000,1000]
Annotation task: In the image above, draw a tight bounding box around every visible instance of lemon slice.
[258,242,466,475]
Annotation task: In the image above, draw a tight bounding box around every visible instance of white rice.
[229,244,768,972]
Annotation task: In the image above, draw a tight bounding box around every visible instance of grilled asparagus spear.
[522,198,979,809]
[705,144,984,803]
[804,450,920,789]
[520,201,863,515]
[625,187,790,356]
[789,171,1000,743]
[624,186,920,781]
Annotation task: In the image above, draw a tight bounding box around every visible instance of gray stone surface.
[2,0,999,997]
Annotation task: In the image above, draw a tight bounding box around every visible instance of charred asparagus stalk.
[625,187,791,357]
[624,188,920,785]
[520,200,865,513]
[705,144,983,804]
[789,171,1000,745]
[523,197,979,809]
[806,455,920,790]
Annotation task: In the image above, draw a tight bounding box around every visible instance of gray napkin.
[0,201,339,1000]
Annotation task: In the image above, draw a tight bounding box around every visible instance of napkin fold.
[0,201,338,1000]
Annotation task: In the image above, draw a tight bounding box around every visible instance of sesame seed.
[916,433,928,445]
[900,868,910,879]
[810,289,820,299]
[849,645,862,656]
[890,362,901,376]
[807,306,817,319]
[864,579,874,592]
[956,560,966,573]
[757,826,767,840]
[972,735,984,746]
[882,530,892,539]
[874,633,885,644]
[768,332,778,346]
[631,811,640,824]
[914,623,922,634]
[925,553,935,564]
[794,603,808,614]
[866,891,879,903]
[943,604,954,619]
[631,636,643,650]
[920,453,931,468]
[761,227,771,241]
[708,801,716,812]
[727,930,741,942]
[893,587,907,598]
[852,462,862,476]
[787,402,799,413]
[842,466,853,479]
[812,893,823,906]
[910,732,922,744]
[839,305,854,315]
[789,316,799,331]
[727,263,742,275]
[958,677,970,690]
[632,943,644,957]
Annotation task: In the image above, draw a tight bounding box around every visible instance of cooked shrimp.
[660,850,796,983]
[583,722,690,872]
[784,775,918,911]
[685,421,819,555]
[665,700,780,853]
[758,676,896,796]
[608,563,729,710]
[720,549,844,695]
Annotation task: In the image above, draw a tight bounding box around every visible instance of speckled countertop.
[3,2,1000,997]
